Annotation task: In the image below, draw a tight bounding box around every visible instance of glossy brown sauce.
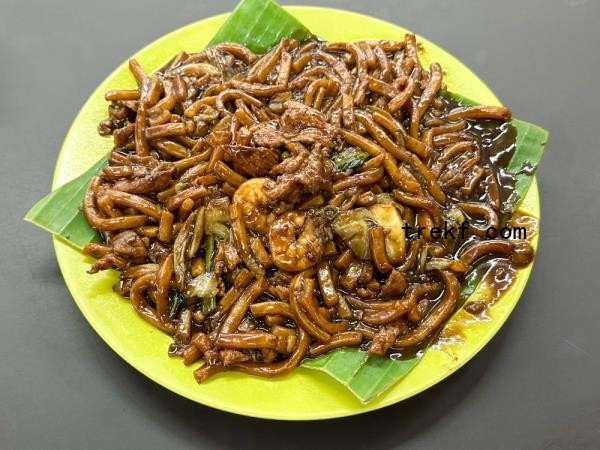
[441,96,519,213]
[434,212,538,348]
[508,213,539,240]
[84,36,538,380]
[390,98,531,357]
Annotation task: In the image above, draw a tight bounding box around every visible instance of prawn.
[232,178,275,235]
[268,211,325,272]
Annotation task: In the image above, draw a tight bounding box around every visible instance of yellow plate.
[52,6,539,420]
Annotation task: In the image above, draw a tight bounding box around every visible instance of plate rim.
[50,6,540,420]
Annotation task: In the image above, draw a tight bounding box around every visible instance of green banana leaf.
[24,154,108,248]
[24,0,548,404]
[508,118,548,199]
[208,0,312,53]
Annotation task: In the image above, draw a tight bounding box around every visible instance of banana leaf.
[24,154,108,248]
[24,0,548,404]
[208,0,312,53]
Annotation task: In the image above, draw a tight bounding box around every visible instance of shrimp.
[268,211,325,271]
[232,178,275,234]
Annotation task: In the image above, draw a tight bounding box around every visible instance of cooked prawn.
[232,178,275,234]
[268,211,325,271]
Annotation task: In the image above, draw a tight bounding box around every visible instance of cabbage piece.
[204,196,231,240]
[187,272,219,298]
[368,204,406,265]
[373,193,397,205]
[332,208,374,260]
[331,147,371,171]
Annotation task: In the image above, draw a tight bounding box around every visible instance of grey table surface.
[1,0,599,448]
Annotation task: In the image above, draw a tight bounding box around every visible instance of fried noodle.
[83,36,534,382]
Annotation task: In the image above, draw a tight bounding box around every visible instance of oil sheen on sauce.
[434,215,538,350]
[397,96,535,356]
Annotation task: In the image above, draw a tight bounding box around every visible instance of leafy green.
[168,289,185,319]
[24,154,108,248]
[208,0,313,54]
[331,147,371,171]
[202,235,217,314]
[201,297,217,314]
[204,234,216,272]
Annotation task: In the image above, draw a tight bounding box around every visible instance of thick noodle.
[82,35,533,383]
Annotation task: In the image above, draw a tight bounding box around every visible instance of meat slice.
[270,144,310,176]
[251,101,341,149]
[251,121,286,148]
[112,167,175,194]
[112,230,148,258]
[380,270,408,297]
[280,101,334,132]
[368,321,408,355]
[87,253,127,274]
[265,145,334,200]
[224,145,280,177]
[220,349,251,366]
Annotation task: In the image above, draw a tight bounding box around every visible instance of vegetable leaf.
[24,154,108,248]
[331,147,371,171]
[204,234,216,272]
[168,289,185,319]
[208,0,313,54]
[202,234,217,314]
